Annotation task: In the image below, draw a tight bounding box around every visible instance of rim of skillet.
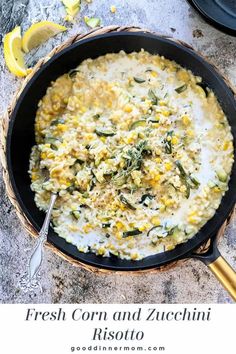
[6,31,236,271]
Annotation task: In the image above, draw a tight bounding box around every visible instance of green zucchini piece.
[133,77,146,83]
[216,169,227,183]
[95,128,116,137]
[44,137,61,150]
[85,17,101,28]
[71,210,81,220]
[175,84,187,93]
[51,118,65,126]
[119,194,136,210]
[129,120,146,130]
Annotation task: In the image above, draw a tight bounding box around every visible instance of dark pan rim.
[187,0,236,35]
[6,31,236,271]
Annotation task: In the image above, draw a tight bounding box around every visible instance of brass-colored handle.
[208,256,236,302]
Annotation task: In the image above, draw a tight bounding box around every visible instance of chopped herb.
[148,89,158,105]
[123,229,142,238]
[102,223,111,228]
[113,140,148,186]
[175,160,200,198]
[133,77,146,83]
[163,131,174,154]
[175,84,187,93]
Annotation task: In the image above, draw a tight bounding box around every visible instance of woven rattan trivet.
[0,25,235,274]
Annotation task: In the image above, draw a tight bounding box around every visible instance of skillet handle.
[192,235,236,302]
[207,256,236,302]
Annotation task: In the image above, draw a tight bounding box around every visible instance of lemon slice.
[22,21,67,53]
[3,26,27,77]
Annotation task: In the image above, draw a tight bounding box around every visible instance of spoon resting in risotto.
[29,50,234,260]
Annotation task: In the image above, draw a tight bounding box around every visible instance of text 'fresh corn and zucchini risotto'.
[29,50,234,260]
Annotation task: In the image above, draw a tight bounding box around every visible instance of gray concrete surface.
[0,0,236,303]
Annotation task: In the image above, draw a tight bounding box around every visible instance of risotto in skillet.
[29,50,234,260]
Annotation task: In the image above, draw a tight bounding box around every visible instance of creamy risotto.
[29,50,234,260]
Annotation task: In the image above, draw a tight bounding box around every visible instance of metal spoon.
[19,193,57,292]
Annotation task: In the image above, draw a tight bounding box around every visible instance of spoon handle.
[19,194,57,292]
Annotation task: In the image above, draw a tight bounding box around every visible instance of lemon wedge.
[22,21,67,53]
[3,26,27,77]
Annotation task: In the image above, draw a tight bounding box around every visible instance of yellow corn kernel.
[85,133,94,141]
[223,141,232,150]
[116,221,124,230]
[100,136,106,143]
[162,110,170,117]
[124,104,133,113]
[155,157,162,164]
[180,185,187,193]
[116,232,122,240]
[159,100,166,106]
[98,247,106,255]
[213,186,221,192]
[139,223,150,232]
[40,152,47,160]
[31,173,38,181]
[182,114,191,126]
[131,253,139,260]
[151,216,161,226]
[83,223,92,233]
[165,162,172,171]
[188,216,198,224]
[171,136,179,145]
[186,129,194,137]
[110,5,116,13]
[177,70,189,82]
[167,199,174,207]
[151,70,158,77]
[69,225,79,232]
[57,124,67,132]
[159,204,165,212]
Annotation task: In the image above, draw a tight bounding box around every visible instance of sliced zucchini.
[216,169,227,183]
[119,194,136,210]
[68,69,80,78]
[44,137,61,150]
[133,77,146,83]
[71,210,81,220]
[51,118,65,126]
[129,120,146,130]
[95,128,116,137]
[175,84,187,93]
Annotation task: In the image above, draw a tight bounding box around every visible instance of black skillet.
[187,0,236,36]
[6,32,236,300]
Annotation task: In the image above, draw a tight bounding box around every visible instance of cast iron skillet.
[6,32,236,299]
[187,0,236,36]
